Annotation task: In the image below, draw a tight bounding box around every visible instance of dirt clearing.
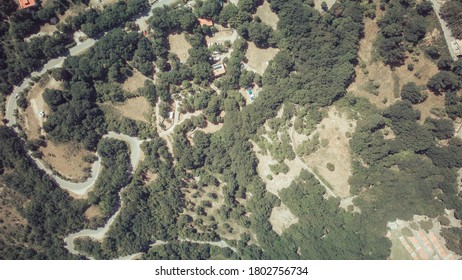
[21,76,61,140]
[197,121,223,134]
[245,42,279,75]
[40,141,94,182]
[113,96,152,123]
[122,70,148,93]
[302,107,356,198]
[206,24,237,46]
[85,205,102,220]
[255,1,279,30]
[253,142,305,197]
[168,33,191,63]
[270,202,298,235]
[348,10,441,116]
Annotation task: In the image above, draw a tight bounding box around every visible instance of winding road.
[4,0,238,259]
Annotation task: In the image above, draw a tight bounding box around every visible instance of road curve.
[30,132,145,197]
[64,187,126,256]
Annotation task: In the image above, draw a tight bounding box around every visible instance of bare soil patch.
[40,141,93,182]
[58,3,87,23]
[39,24,58,35]
[21,76,61,140]
[85,205,102,220]
[206,24,236,46]
[269,202,298,235]
[168,33,192,63]
[303,107,356,198]
[113,96,152,123]
[253,143,305,197]
[255,1,279,30]
[144,170,158,184]
[245,42,279,75]
[122,70,148,93]
[197,121,223,134]
[89,0,118,8]
[349,12,441,116]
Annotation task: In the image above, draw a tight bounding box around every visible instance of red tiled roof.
[198,18,213,27]
[18,0,37,9]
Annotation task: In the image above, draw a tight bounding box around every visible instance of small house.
[212,63,226,77]
[198,18,213,27]
[18,0,37,9]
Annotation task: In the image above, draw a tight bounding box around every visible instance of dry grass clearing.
[40,141,93,181]
[245,42,279,75]
[168,33,191,63]
[253,142,305,197]
[113,96,152,123]
[197,121,224,134]
[255,1,279,30]
[58,3,87,22]
[89,0,118,8]
[122,70,148,93]
[22,76,61,140]
[303,107,356,198]
[269,203,298,235]
[348,9,442,120]
[85,205,102,220]
[144,170,158,184]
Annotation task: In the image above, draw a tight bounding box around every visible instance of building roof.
[198,18,213,27]
[18,0,37,9]
[212,63,226,77]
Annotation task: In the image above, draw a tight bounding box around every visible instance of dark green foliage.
[425,140,462,168]
[195,0,223,21]
[376,0,427,65]
[424,118,454,140]
[441,227,462,255]
[427,71,461,93]
[401,82,427,104]
[0,127,85,259]
[62,0,150,37]
[279,170,390,259]
[87,139,132,217]
[246,21,274,47]
[238,0,260,13]
[437,55,453,70]
[43,81,106,151]
[441,0,462,39]
[148,6,197,33]
[142,242,212,260]
[416,0,433,16]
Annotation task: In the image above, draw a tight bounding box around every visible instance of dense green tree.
[401,82,427,104]
[427,71,461,93]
